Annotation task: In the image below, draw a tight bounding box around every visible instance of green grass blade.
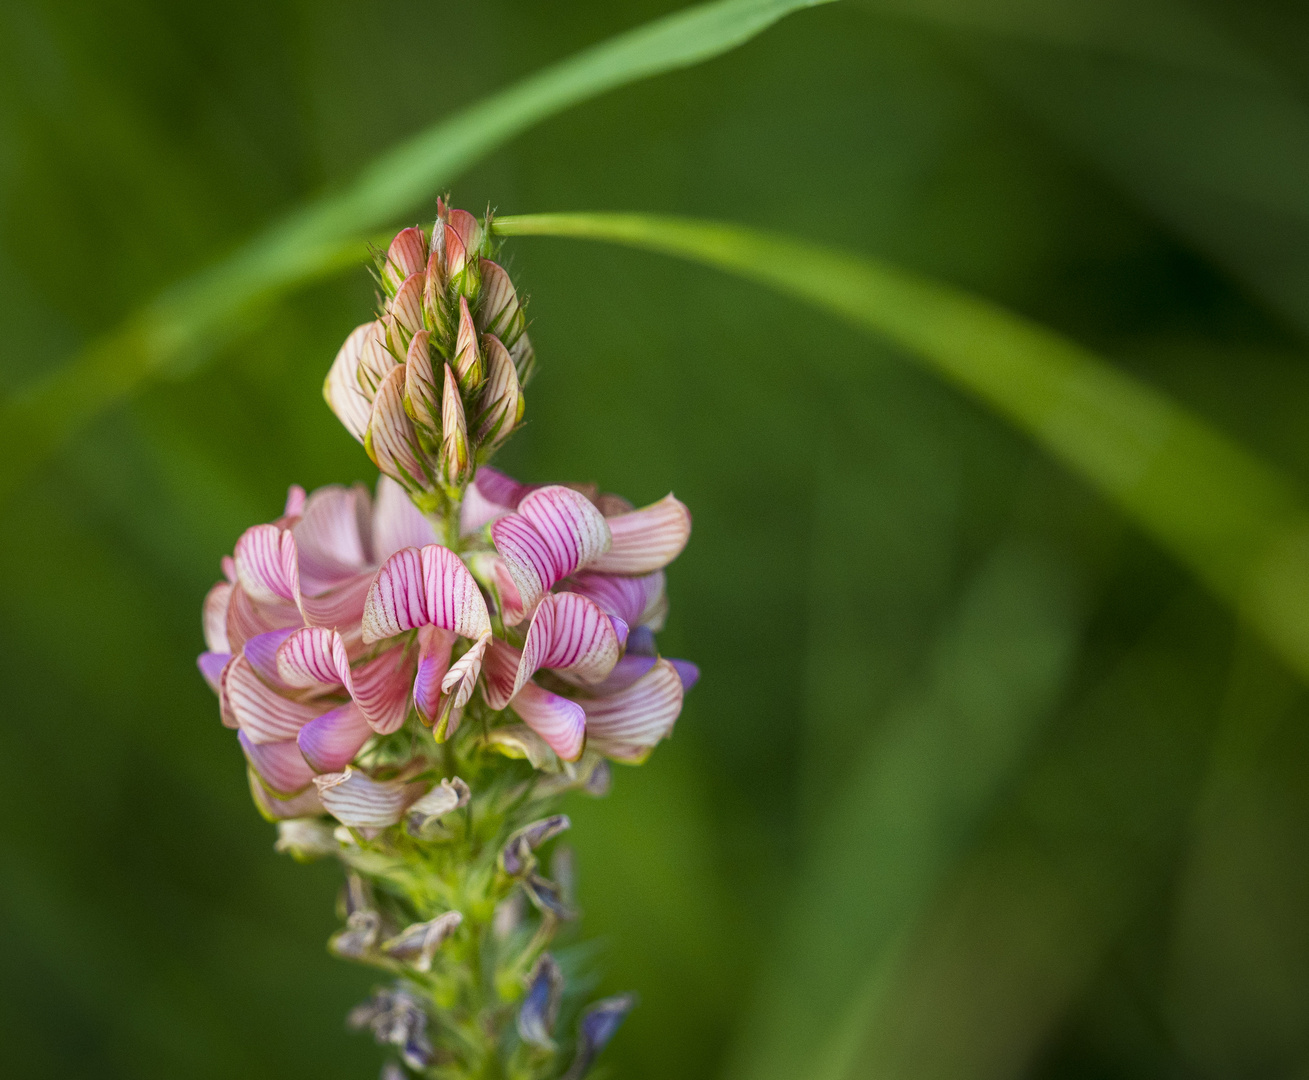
[492,211,1309,682]
[0,0,835,499]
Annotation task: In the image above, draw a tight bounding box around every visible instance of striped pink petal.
[277,627,350,689]
[490,487,611,621]
[567,571,664,629]
[239,731,316,795]
[351,647,415,733]
[405,330,441,432]
[284,485,306,518]
[372,476,438,560]
[441,630,491,710]
[224,584,301,653]
[324,322,378,443]
[297,703,373,772]
[224,655,322,743]
[314,768,419,829]
[511,681,587,762]
[481,636,522,711]
[413,626,456,722]
[476,260,525,341]
[580,653,658,696]
[197,651,230,694]
[234,524,299,606]
[248,769,325,820]
[357,321,399,397]
[203,581,232,653]
[293,485,371,592]
[366,365,428,489]
[362,544,491,644]
[382,227,428,292]
[588,494,691,575]
[388,271,427,341]
[582,659,684,762]
[461,466,531,534]
[520,592,622,691]
[298,571,372,632]
[243,627,299,685]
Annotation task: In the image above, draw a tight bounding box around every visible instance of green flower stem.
[492,211,1309,684]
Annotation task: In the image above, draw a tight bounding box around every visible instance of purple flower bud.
[522,873,577,921]
[517,952,564,1049]
[348,987,433,1070]
[381,910,462,972]
[562,995,636,1080]
[500,815,570,876]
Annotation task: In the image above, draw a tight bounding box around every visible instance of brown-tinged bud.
[442,208,483,297]
[404,330,441,436]
[380,227,428,295]
[453,296,484,393]
[423,248,449,338]
[440,363,470,484]
[477,259,534,383]
[475,334,524,449]
[367,365,429,490]
[355,321,398,398]
[386,271,426,353]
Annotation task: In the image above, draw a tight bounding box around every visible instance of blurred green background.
[6,1,1309,1078]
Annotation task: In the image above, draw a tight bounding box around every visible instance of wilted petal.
[583,659,684,762]
[324,322,379,443]
[562,996,636,1080]
[239,730,316,795]
[405,776,470,837]
[520,592,622,690]
[381,911,463,972]
[413,625,455,723]
[248,768,325,821]
[518,953,564,1049]
[274,818,337,860]
[234,524,299,606]
[363,544,491,643]
[491,487,611,619]
[381,227,428,292]
[224,655,321,743]
[522,874,576,920]
[313,767,417,829]
[372,475,438,560]
[483,723,558,770]
[203,581,232,653]
[293,485,371,592]
[297,703,373,772]
[197,651,230,694]
[366,365,428,489]
[512,682,586,762]
[589,494,691,574]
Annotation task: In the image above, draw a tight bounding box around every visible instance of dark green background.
[5,2,1309,1078]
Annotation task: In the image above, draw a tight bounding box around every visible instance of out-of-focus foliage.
[5,3,1309,1080]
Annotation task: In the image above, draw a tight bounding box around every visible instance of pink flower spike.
[297,703,373,773]
[234,524,299,607]
[413,626,456,722]
[511,681,586,762]
[324,322,378,443]
[314,768,419,829]
[589,494,691,575]
[239,731,317,795]
[363,544,492,644]
[372,476,438,561]
[223,655,322,743]
[582,659,684,762]
[490,487,611,620]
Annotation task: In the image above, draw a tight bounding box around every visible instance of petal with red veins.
[244,627,299,684]
[511,682,586,762]
[324,322,379,443]
[405,329,441,433]
[366,365,428,489]
[373,476,437,560]
[197,651,230,694]
[234,524,299,606]
[481,636,522,711]
[461,466,531,535]
[297,703,373,772]
[203,581,232,653]
[298,571,373,632]
[248,769,325,820]
[224,655,322,743]
[277,627,350,690]
[441,631,490,711]
[362,544,491,643]
[381,227,428,292]
[519,593,621,692]
[588,494,691,575]
[239,730,316,795]
[491,487,610,620]
[582,659,684,761]
[388,271,427,342]
[413,626,456,722]
[224,584,301,653]
[314,768,417,829]
[293,485,371,592]
[351,647,415,734]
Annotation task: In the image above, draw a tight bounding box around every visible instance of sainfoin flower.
[197,206,694,1078]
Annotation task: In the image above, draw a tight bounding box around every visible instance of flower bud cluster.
[198,207,695,1080]
[325,201,532,509]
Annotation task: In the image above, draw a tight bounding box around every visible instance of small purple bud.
[522,873,577,921]
[381,910,462,972]
[517,952,564,1049]
[562,995,637,1080]
[349,988,433,1070]
[500,815,571,876]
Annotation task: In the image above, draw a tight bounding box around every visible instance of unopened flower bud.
[440,363,470,485]
[403,329,441,436]
[386,272,427,354]
[517,953,564,1049]
[452,296,485,393]
[379,227,428,296]
[405,776,470,837]
[440,204,483,295]
[367,366,429,491]
[274,818,337,861]
[475,334,524,449]
[500,815,571,876]
[561,996,636,1080]
[523,873,577,921]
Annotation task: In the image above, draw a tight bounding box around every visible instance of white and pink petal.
[588,494,691,575]
[362,544,491,643]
